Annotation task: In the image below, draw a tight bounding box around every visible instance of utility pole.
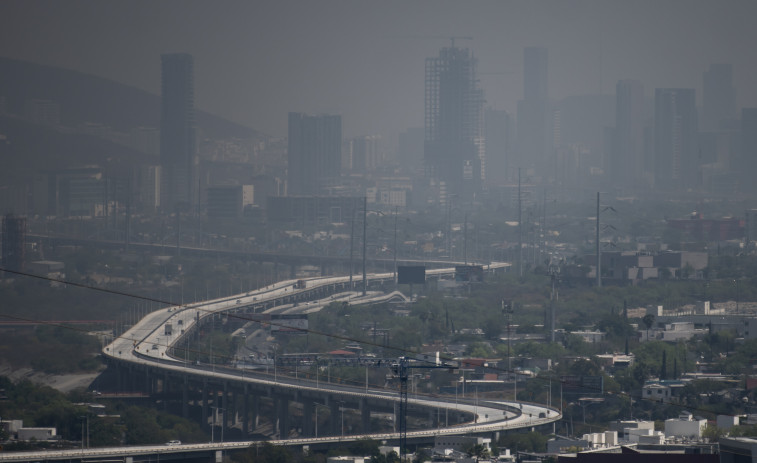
[362,196,367,296]
[464,212,468,264]
[542,189,547,265]
[550,265,559,343]
[518,169,523,277]
[393,205,398,285]
[503,300,514,399]
[349,202,355,288]
[596,192,601,287]
[447,197,452,260]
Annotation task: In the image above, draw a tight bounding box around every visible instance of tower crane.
[391,356,458,460]
[391,35,473,48]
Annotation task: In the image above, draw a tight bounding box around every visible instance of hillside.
[0,57,262,140]
[0,115,153,185]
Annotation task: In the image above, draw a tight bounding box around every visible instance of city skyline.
[2,0,757,144]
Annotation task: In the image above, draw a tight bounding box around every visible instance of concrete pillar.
[231,388,237,428]
[162,373,169,410]
[242,385,249,435]
[276,396,289,439]
[201,380,209,427]
[222,382,229,434]
[361,398,371,433]
[116,365,124,392]
[330,402,340,436]
[144,369,151,394]
[182,376,189,418]
[303,400,314,437]
[393,402,399,433]
[251,395,259,430]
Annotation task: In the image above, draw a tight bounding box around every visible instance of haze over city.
[2,0,757,142]
[6,1,757,462]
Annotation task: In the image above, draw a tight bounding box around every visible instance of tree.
[702,424,725,442]
[642,314,655,341]
[466,443,490,462]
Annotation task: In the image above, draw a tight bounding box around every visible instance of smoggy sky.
[2,0,756,144]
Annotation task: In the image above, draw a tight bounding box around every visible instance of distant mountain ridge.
[0,57,263,140]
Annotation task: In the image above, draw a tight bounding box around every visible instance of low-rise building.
[434,435,491,454]
[608,420,654,441]
[17,427,57,441]
[664,412,707,439]
[641,380,686,404]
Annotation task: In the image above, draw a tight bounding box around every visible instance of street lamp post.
[393,205,398,286]
[362,196,367,296]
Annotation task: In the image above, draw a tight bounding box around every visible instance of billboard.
[398,265,426,284]
[560,375,604,395]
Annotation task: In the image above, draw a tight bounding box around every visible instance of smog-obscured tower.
[160,53,196,214]
[424,44,485,202]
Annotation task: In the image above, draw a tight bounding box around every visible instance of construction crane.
[391,356,458,460]
[391,35,473,48]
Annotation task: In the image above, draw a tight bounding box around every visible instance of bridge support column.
[393,402,398,433]
[182,376,189,418]
[162,372,169,410]
[276,396,289,439]
[202,380,209,427]
[361,398,371,433]
[128,366,136,392]
[231,388,238,427]
[251,394,259,430]
[222,382,230,435]
[303,400,314,437]
[330,401,340,436]
[242,385,249,435]
[144,369,151,394]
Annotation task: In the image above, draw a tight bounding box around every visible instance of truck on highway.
[164,323,172,336]
[294,279,306,289]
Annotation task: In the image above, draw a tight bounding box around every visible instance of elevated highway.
[0,262,561,461]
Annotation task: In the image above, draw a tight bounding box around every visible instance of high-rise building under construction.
[424,45,485,203]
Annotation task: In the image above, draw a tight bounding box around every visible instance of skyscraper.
[740,108,757,195]
[287,112,342,196]
[611,80,644,187]
[160,53,196,213]
[517,47,550,177]
[424,45,485,201]
[484,108,512,186]
[703,63,736,131]
[654,88,698,190]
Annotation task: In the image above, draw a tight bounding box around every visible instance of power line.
[0,266,739,420]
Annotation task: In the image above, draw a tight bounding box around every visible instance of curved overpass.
[2,263,559,460]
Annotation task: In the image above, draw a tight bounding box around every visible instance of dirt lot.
[0,364,99,393]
